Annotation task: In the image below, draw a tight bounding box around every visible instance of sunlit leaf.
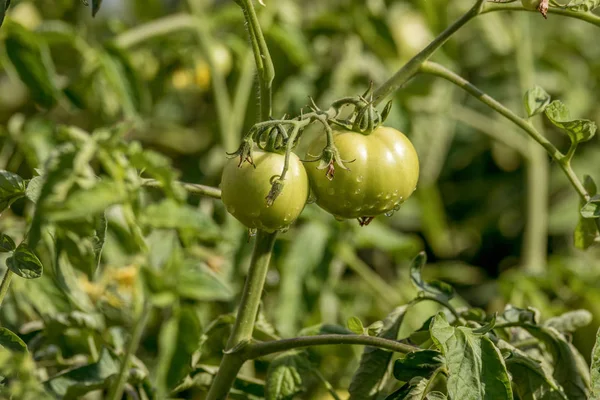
[545,100,597,144]
[410,252,454,301]
[524,86,551,117]
[6,243,43,279]
[575,176,599,249]
[347,316,365,335]
[265,350,312,400]
[545,310,593,333]
[0,327,27,352]
[0,233,16,253]
[348,306,408,400]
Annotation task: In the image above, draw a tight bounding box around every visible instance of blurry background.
[0,0,599,397]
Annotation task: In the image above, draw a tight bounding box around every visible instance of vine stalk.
[0,269,13,307]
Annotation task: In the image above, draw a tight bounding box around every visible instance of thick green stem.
[237,0,275,120]
[0,269,13,307]
[206,230,277,400]
[372,0,486,105]
[515,14,548,274]
[107,302,151,400]
[245,334,416,360]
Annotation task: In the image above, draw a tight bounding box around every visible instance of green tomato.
[521,0,541,10]
[221,150,309,232]
[305,126,419,220]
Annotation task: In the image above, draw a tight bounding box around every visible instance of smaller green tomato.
[521,0,541,10]
[221,150,309,232]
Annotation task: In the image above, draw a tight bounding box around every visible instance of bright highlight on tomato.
[221,150,309,232]
[305,126,419,221]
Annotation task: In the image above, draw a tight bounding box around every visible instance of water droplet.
[248,228,257,237]
[227,206,236,214]
[385,210,395,217]
[385,194,392,200]
[354,188,362,195]
[334,215,344,221]
[307,193,316,204]
[393,203,402,211]
[327,187,335,195]
[356,175,364,182]
[279,226,290,233]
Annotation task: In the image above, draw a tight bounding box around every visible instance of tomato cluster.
[221,125,419,232]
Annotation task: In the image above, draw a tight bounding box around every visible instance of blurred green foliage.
[0,0,599,398]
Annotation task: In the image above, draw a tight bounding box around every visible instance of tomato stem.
[206,230,277,400]
[0,269,13,308]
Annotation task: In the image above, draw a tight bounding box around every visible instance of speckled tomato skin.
[221,150,309,232]
[305,127,419,219]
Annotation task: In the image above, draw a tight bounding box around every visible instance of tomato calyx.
[329,84,393,135]
[304,145,353,181]
[357,217,375,227]
[227,138,256,168]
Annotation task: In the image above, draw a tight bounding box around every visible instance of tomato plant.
[221,150,309,232]
[305,126,419,223]
[0,0,599,399]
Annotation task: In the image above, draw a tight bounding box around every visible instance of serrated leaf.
[347,317,365,335]
[0,170,26,213]
[348,306,408,400]
[6,243,43,279]
[44,348,120,398]
[0,327,27,352]
[545,310,593,333]
[393,350,444,382]
[521,324,590,399]
[410,252,454,301]
[581,195,600,219]
[265,350,312,400]
[575,176,599,249]
[25,175,44,204]
[0,233,16,252]
[4,21,62,108]
[498,341,567,400]
[430,313,513,400]
[524,86,551,117]
[545,101,597,144]
[385,377,430,400]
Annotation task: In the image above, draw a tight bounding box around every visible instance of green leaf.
[544,100,597,144]
[521,324,590,399]
[265,350,312,400]
[393,350,444,382]
[45,180,128,222]
[6,243,43,279]
[348,306,408,400]
[590,326,600,398]
[430,313,513,400]
[367,321,384,336]
[0,0,11,28]
[385,376,445,400]
[130,142,184,200]
[156,306,202,393]
[563,0,600,11]
[575,176,599,249]
[544,310,593,333]
[0,170,26,213]
[581,195,600,219]
[0,233,16,252]
[524,86,551,117]
[141,199,221,240]
[4,21,62,108]
[498,341,567,400]
[176,261,234,302]
[45,348,120,399]
[25,175,44,204]
[347,316,365,335]
[0,327,27,352]
[502,305,540,325]
[410,251,454,301]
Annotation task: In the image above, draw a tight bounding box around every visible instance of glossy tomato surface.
[305,126,419,220]
[221,150,309,232]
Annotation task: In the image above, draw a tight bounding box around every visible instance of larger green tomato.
[305,126,419,221]
[221,150,309,232]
